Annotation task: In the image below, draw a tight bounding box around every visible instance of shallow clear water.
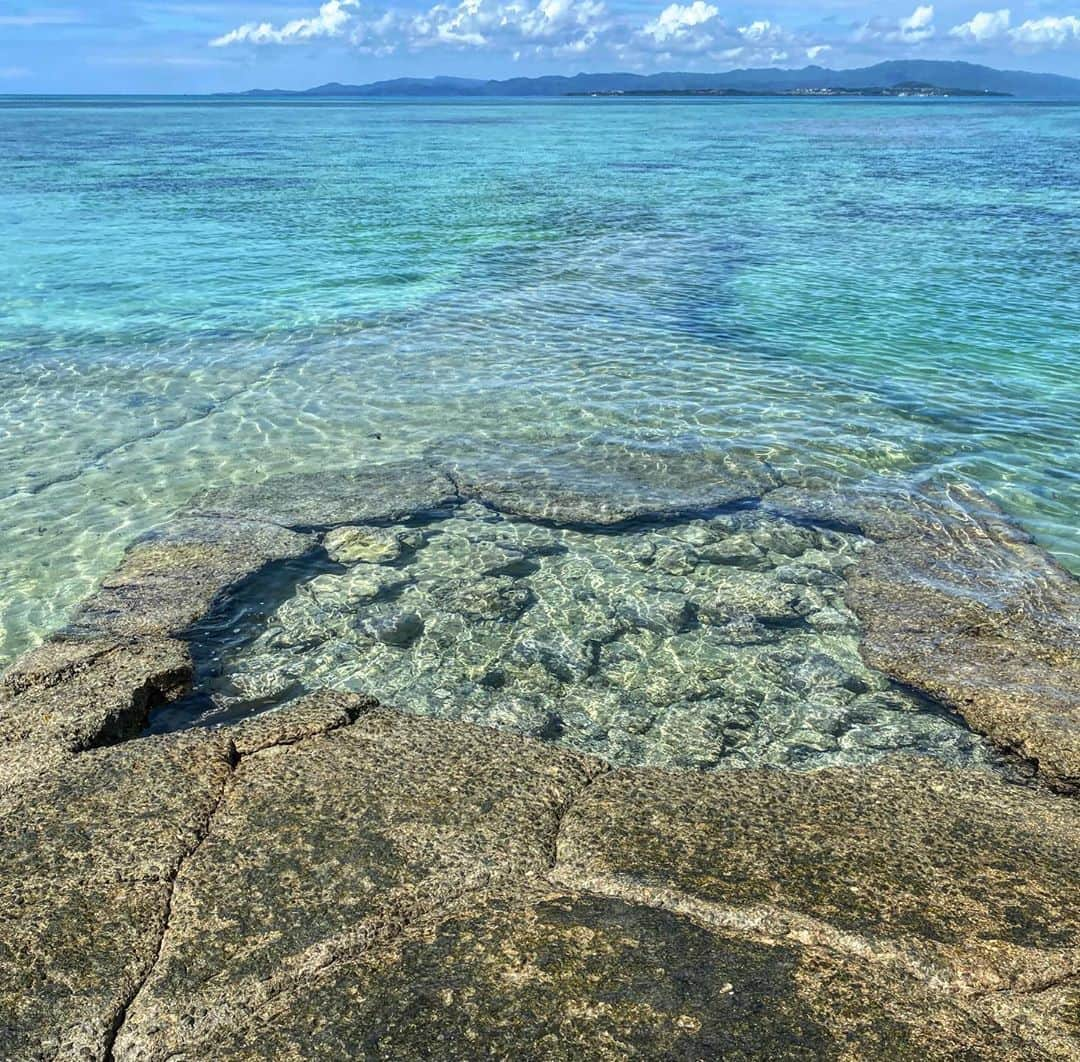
[1,96,1078,669]
[148,502,1003,772]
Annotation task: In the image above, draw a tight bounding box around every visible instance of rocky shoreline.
[1,448,1077,1057]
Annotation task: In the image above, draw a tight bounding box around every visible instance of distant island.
[569,82,1011,99]
[232,60,1080,100]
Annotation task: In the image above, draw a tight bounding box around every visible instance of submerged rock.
[357,609,425,648]
[324,525,420,565]
[191,461,459,528]
[439,439,782,526]
[838,482,1080,791]
[432,576,534,622]
[613,592,696,635]
[696,571,806,627]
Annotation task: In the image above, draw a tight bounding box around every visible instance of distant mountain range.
[235,61,1080,100]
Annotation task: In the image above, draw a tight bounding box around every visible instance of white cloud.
[211,0,359,46]
[732,18,794,61]
[1010,14,1080,47]
[642,2,718,44]
[630,6,810,62]
[900,4,935,37]
[347,0,610,57]
[859,4,935,44]
[946,10,1080,49]
[0,66,31,78]
[206,0,1080,64]
[949,8,1010,42]
[738,18,779,42]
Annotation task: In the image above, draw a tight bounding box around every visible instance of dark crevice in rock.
[965,969,1080,1002]
[84,663,194,753]
[105,699,376,1056]
[547,765,612,871]
[102,739,241,1061]
[441,465,469,507]
[281,504,463,537]
[885,676,1045,791]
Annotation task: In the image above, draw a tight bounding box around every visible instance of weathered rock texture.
[0,636,192,792]
[767,480,1080,789]
[1,453,1078,1058]
[1,691,1076,1060]
[0,728,233,1059]
[68,517,315,641]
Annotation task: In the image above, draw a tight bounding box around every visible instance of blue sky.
[1,0,1078,92]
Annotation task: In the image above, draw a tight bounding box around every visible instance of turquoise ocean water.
[1,96,1078,668]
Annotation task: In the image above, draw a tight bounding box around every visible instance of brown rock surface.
[111,706,602,1058]
[162,890,1037,1061]
[66,516,314,641]
[0,728,233,1059]
[0,691,1077,1060]
[554,762,1080,991]
[0,637,191,792]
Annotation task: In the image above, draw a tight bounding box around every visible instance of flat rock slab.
[113,708,601,1058]
[67,517,315,641]
[191,463,460,529]
[0,878,170,1062]
[441,439,783,525]
[555,761,1080,992]
[168,890,1029,1060]
[848,517,1080,792]
[0,729,233,1060]
[0,637,191,775]
[0,692,1077,1059]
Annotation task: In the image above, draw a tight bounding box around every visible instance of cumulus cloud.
[899,4,935,39]
[629,7,810,63]
[641,2,718,44]
[208,0,1080,62]
[347,0,610,56]
[946,9,1080,49]
[1010,14,1080,46]
[211,0,610,57]
[211,0,359,46]
[949,8,1010,41]
[858,4,935,44]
